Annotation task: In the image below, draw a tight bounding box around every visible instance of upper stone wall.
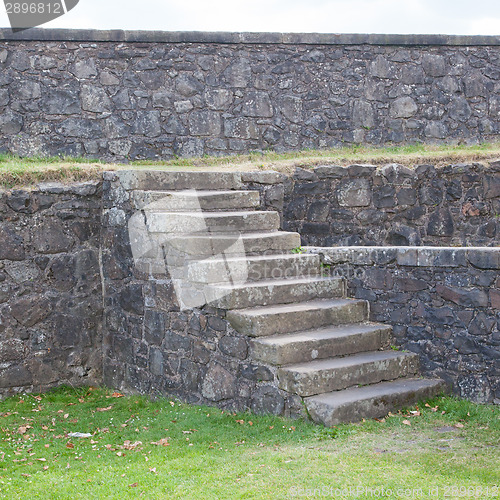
[0,29,499,160]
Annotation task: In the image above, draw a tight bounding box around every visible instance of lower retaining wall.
[284,162,500,247]
[0,182,103,396]
[306,246,500,404]
[1,172,499,408]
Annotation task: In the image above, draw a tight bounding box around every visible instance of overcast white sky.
[1,0,500,34]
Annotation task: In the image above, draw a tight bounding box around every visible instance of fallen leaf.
[96,406,113,412]
[112,392,124,398]
[149,467,157,473]
[36,458,46,462]
[66,442,74,449]
[410,410,421,416]
[42,426,49,431]
[43,466,49,470]
[64,414,69,419]
[122,440,142,450]
[129,483,138,488]
[116,451,124,457]
[403,420,411,426]
[374,418,386,423]
[78,398,85,403]
[18,426,29,434]
[151,438,169,446]
[236,420,245,425]
[454,423,465,428]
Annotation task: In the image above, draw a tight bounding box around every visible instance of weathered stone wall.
[284,162,500,247]
[0,181,103,396]
[306,246,500,404]
[101,171,302,416]
[0,30,499,160]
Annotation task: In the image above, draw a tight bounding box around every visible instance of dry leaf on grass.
[403,420,411,426]
[121,440,142,450]
[151,438,169,446]
[96,406,113,412]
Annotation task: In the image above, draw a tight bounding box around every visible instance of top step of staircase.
[114,170,283,191]
[132,190,260,211]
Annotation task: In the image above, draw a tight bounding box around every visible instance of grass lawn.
[0,387,497,499]
[1,142,500,188]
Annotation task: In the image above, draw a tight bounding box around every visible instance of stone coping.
[305,246,500,269]
[1,29,500,46]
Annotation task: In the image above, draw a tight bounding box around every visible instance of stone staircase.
[131,173,446,426]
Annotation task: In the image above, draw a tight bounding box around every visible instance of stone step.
[278,350,419,396]
[305,378,448,426]
[146,210,280,233]
[161,231,301,258]
[132,189,260,211]
[250,323,392,365]
[227,298,368,337]
[208,276,345,309]
[117,170,244,191]
[186,253,321,285]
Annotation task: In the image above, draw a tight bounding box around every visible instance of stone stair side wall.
[101,171,304,417]
[0,181,103,397]
[306,246,500,404]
